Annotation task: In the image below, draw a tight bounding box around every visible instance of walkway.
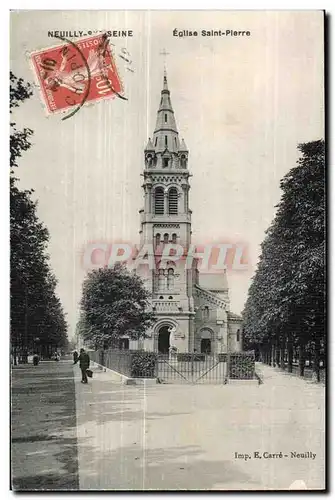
[11,359,325,490]
[11,360,79,490]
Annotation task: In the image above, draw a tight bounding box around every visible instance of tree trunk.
[272,343,276,367]
[299,344,305,377]
[13,347,17,366]
[280,339,286,370]
[99,349,105,367]
[287,341,293,373]
[268,344,272,366]
[308,350,312,368]
[314,339,321,383]
[275,340,280,367]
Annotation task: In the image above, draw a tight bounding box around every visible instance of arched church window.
[204,306,209,320]
[172,233,177,244]
[163,233,169,243]
[167,268,174,290]
[165,113,167,123]
[155,137,158,147]
[154,187,164,215]
[158,269,165,291]
[155,233,161,248]
[236,329,240,342]
[163,158,169,168]
[168,188,178,215]
[181,155,186,168]
[165,135,168,147]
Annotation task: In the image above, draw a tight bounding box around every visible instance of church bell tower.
[138,71,195,352]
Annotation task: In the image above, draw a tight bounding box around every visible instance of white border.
[3,3,332,499]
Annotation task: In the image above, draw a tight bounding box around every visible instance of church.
[128,71,242,355]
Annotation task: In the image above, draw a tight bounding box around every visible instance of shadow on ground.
[11,362,79,491]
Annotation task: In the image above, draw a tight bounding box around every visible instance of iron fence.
[90,349,256,383]
[156,353,227,384]
[90,349,157,378]
[90,349,133,377]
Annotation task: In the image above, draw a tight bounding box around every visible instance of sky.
[10,10,324,338]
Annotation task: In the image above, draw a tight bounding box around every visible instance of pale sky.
[10,10,324,338]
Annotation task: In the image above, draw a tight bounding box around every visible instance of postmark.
[30,34,124,119]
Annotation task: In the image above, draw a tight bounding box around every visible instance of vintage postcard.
[10,10,325,491]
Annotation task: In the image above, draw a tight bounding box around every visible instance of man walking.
[73,350,78,364]
[74,348,90,384]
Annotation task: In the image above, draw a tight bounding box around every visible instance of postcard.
[10,10,325,491]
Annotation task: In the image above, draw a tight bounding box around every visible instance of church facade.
[129,72,242,355]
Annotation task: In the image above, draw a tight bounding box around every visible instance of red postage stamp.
[30,34,123,118]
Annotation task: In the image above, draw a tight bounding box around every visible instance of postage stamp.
[29,34,123,118]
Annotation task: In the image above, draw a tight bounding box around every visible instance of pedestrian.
[73,350,78,364]
[74,348,90,384]
[33,353,39,366]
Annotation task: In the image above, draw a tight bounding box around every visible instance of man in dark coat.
[33,353,40,366]
[74,348,90,384]
[73,350,78,364]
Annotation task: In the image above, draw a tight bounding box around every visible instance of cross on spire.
[159,48,170,70]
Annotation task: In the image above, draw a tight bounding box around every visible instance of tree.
[79,264,155,348]
[243,139,325,381]
[10,73,68,361]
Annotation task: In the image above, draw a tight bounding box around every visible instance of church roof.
[194,284,227,309]
[227,311,242,321]
[198,269,229,291]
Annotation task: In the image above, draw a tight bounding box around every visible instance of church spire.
[163,67,168,91]
[152,70,180,154]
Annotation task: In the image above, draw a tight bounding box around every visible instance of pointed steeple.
[152,71,180,154]
[145,137,154,151]
[179,138,188,152]
[163,67,168,91]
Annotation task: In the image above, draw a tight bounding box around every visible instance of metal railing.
[90,349,256,383]
[90,349,157,378]
[157,353,227,384]
[90,349,133,377]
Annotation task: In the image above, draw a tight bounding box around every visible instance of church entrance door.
[201,339,211,354]
[158,326,170,354]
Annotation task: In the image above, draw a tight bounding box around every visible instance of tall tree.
[10,73,68,361]
[79,264,155,348]
[243,140,325,381]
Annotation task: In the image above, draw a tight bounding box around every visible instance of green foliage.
[79,264,156,348]
[10,73,68,354]
[229,352,255,380]
[130,352,157,378]
[242,140,325,359]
